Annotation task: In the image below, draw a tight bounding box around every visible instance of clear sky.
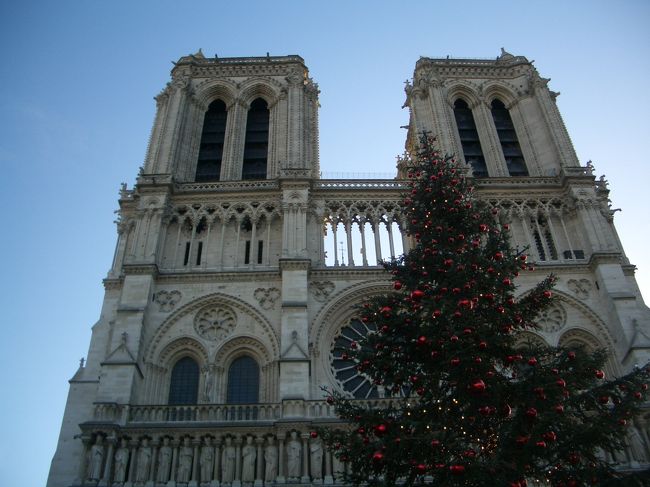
[1,1,648,485]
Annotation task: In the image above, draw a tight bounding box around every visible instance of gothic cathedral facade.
[48,51,650,486]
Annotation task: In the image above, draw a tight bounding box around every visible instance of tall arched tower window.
[227,356,260,403]
[242,98,269,180]
[168,357,200,405]
[453,99,487,177]
[196,100,228,182]
[490,99,528,176]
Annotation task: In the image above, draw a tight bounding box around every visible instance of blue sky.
[1,1,649,485]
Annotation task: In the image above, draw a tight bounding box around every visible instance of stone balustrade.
[92,398,397,426]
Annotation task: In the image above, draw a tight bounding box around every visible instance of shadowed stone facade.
[48,50,650,487]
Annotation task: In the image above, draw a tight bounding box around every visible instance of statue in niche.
[87,435,105,481]
[310,437,323,479]
[221,436,236,484]
[264,436,278,483]
[241,436,257,482]
[177,437,193,483]
[135,438,152,482]
[156,437,172,483]
[113,438,130,483]
[202,366,214,402]
[200,437,215,483]
[286,431,301,480]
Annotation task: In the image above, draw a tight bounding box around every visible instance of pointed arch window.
[242,98,269,180]
[490,99,528,176]
[226,356,260,403]
[453,99,487,177]
[168,357,200,405]
[196,100,228,182]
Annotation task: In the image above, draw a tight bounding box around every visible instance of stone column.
[474,100,508,177]
[170,439,180,484]
[300,434,310,483]
[345,221,354,266]
[373,220,382,263]
[234,436,242,487]
[213,438,222,485]
[126,440,138,486]
[387,219,396,259]
[324,448,333,485]
[255,437,264,487]
[148,441,158,486]
[276,437,285,484]
[190,439,201,487]
[359,219,368,266]
[331,221,339,266]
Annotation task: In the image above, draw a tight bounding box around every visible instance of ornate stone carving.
[155,290,182,312]
[309,281,335,302]
[567,279,592,300]
[536,303,566,333]
[254,287,281,310]
[194,305,237,341]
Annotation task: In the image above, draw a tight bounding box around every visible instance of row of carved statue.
[84,431,341,486]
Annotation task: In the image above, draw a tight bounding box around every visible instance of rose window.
[330,318,380,399]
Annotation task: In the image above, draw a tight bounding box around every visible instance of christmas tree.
[320,134,650,486]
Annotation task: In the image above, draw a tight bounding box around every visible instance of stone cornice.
[587,252,624,269]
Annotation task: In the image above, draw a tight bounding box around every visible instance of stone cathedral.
[48,50,650,487]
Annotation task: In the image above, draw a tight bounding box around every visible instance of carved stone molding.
[194,305,237,342]
[254,288,281,310]
[309,281,335,302]
[155,290,182,312]
[567,278,592,300]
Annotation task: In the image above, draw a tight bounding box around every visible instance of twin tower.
[48,51,650,486]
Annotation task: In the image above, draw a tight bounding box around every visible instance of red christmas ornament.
[417,336,428,345]
[374,424,387,436]
[595,370,605,379]
[310,431,318,438]
[543,431,557,442]
[449,465,465,474]
[372,451,384,462]
[543,290,552,298]
[415,464,427,474]
[568,351,576,360]
[451,358,461,366]
[411,290,425,301]
[494,252,504,260]
[535,441,547,448]
[555,404,564,414]
[393,281,402,290]
[556,378,566,388]
[471,379,486,392]
[526,407,538,419]
[528,357,538,366]
[479,341,488,350]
